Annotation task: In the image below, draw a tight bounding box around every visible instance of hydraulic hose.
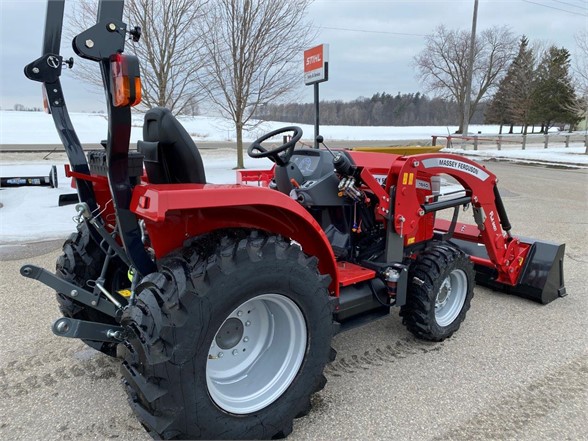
[493,185,512,233]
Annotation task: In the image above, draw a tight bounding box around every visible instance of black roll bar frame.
[24,0,155,276]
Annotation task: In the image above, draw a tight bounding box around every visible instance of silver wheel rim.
[435,269,468,327]
[206,293,307,414]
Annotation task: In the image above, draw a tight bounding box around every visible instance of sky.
[0,0,586,112]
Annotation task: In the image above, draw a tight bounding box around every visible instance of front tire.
[120,231,335,439]
[400,244,474,341]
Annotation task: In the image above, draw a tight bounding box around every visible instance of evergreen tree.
[486,70,514,134]
[530,46,578,130]
[506,36,536,133]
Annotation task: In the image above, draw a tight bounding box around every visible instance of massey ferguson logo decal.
[421,158,490,181]
[47,55,60,69]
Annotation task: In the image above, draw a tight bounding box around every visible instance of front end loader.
[20,1,565,439]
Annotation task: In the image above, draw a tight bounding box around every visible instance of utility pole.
[462,0,478,137]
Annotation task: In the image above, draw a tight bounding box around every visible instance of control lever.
[316,135,337,158]
[316,135,355,177]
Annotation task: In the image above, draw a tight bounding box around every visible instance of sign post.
[304,44,329,148]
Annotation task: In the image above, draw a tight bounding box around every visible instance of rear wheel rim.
[206,293,307,414]
[435,269,467,327]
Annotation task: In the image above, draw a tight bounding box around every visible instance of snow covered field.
[0,154,272,243]
[1,110,586,244]
[0,109,525,144]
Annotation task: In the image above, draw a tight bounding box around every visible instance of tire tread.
[400,244,474,341]
[121,230,337,440]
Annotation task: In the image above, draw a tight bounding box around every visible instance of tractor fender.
[131,183,339,294]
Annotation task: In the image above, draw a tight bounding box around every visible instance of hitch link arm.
[53,317,125,343]
[20,265,119,318]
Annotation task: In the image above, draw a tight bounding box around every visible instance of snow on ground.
[1,109,522,144]
[0,154,273,243]
[1,110,586,244]
[0,163,79,243]
[447,144,588,166]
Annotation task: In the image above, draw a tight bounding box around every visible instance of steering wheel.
[247,126,303,166]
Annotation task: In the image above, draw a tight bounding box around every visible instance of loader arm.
[390,153,529,286]
[343,152,565,304]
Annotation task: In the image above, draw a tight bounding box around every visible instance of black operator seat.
[137,107,206,184]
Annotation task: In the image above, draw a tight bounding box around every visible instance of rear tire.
[55,223,123,357]
[400,244,474,341]
[120,231,336,440]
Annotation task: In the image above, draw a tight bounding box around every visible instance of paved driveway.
[0,162,586,440]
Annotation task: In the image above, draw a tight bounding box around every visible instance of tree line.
[414,25,517,134]
[256,93,488,126]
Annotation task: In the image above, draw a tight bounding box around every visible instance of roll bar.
[24,0,98,216]
[24,0,155,276]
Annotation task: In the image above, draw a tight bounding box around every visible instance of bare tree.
[64,1,106,93]
[572,31,588,152]
[67,0,208,115]
[414,25,517,133]
[573,31,588,89]
[199,0,315,169]
[126,0,208,114]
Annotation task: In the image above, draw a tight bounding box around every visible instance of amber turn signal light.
[110,53,142,107]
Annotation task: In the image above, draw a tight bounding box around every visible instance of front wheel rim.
[435,269,468,327]
[206,293,307,414]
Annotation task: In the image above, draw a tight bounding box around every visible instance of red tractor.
[22,1,565,439]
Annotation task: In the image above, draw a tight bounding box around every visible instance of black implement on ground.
[0,165,58,188]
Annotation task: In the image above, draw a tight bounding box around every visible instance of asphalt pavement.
[0,162,586,440]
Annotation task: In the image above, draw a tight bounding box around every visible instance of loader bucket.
[452,238,566,304]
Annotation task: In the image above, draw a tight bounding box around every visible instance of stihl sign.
[304,44,329,85]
